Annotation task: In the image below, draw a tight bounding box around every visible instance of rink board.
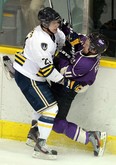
[0,120,116,155]
[0,46,116,155]
[0,45,116,68]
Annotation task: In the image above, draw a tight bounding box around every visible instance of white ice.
[0,139,116,165]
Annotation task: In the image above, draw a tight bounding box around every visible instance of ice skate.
[32,138,57,160]
[88,131,106,156]
[26,120,39,147]
[2,56,15,79]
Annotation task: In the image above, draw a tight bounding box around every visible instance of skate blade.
[32,151,57,160]
[26,138,35,147]
[4,68,13,80]
[98,132,107,156]
[1,56,14,80]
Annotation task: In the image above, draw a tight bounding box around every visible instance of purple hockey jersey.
[59,50,101,86]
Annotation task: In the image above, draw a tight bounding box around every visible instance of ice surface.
[0,139,116,165]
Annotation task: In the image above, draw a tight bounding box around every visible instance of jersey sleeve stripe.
[15,52,26,66]
[36,65,54,77]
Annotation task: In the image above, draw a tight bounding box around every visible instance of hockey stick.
[67,0,73,28]
[66,0,76,57]
[48,0,53,8]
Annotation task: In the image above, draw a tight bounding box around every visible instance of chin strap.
[41,24,55,42]
[41,24,54,35]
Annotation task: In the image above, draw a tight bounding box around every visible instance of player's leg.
[53,118,106,156]
[26,111,40,147]
[51,82,77,119]
[51,83,106,156]
[26,119,40,147]
[14,70,58,159]
[26,81,76,149]
[33,104,58,159]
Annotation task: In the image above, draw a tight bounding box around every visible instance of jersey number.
[42,58,52,65]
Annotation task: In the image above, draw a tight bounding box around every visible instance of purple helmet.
[88,32,109,54]
[38,7,62,28]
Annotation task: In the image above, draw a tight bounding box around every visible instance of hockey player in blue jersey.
[13,7,66,160]
[13,7,87,160]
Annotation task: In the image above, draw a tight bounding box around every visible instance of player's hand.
[68,31,80,47]
[60,19,70,36]
[64,79,83,92]
[59,78,83,93]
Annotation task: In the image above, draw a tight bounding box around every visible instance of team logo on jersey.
[41,43,48,51]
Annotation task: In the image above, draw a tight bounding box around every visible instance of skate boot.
[2,56,15,79]
[32,138,57,160]
[26,120,39,147]
[88,131,106,156]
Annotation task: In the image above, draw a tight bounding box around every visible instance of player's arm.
[63,60,91,79]
[36,53,64,83]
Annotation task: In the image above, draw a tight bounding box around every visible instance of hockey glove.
[59,78,83,93]
[60,19,70,36]
[61,19,80,46]
[64,79,83,93]
[61,19,80,45]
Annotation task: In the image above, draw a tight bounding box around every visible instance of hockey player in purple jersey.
[51,31,109,157]
[27,26,109,157]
